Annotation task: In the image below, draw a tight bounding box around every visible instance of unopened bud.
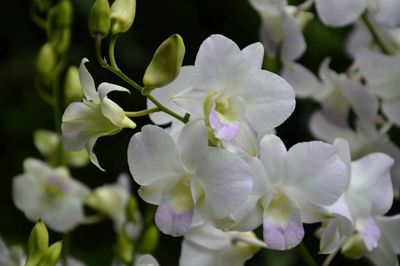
[36,43,56,82]
[115,232,134,265]
[37,241,63,266]
[55,0,73,28]
[33,0,52,12]
[137,225,159,254]
[54,27,71,55]
[143,34,185,92]
[89,0,111,37]
[110,0,136,34]
[341,234,366,259]
[64,66,83,104]
[26,221,49,266]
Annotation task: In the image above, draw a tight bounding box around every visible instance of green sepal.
[37,241,63,266]
[25,221,49,266]
[137,225,159,254]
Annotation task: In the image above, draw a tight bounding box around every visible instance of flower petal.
[346,153,394,218]
[177,119,208,172]
[241,42,264,69]
[284,141,348,206]
[240,70,295,133]
[86,137,106,171]
[43,198,84,232]
[155,201,193,237]
[281,13,306,61]
[259,134,287,185]
[97,82,130,101]
[355,217,380,251]
[79,58,99,102]
[194,147,253,219]
[374,0,400,27]
[282,62,321,98]
[128,125,185,186]
[263,203,304,250]
[100,96,135,128]
[316,0,367,27]
[382,97,400,127]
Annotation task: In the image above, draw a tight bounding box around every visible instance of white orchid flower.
[282,58,379,123]
[315,0,400,28]
[170,34,295,146]
[179,223,266,266]
[355,50,400,127]
[310,111,400,193]
[86,174,142,239]
[249,0,310,61]
[62,58,136,171]
[12,158,90,232]
[0,237,25,266]
[127,119,253,236]
[319,138,394,254]
[231,134,348,250]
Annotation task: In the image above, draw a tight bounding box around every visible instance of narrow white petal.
[281,14,306,61]
[86,137,106,171]
[79,58,99,102]
[97,82,129,101]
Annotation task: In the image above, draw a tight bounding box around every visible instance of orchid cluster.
[7,0,400,265]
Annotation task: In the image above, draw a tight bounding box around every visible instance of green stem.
[109,34,119,70]
[361,13,391,55]
[30,4,46,29]
[62,233,70,266]
[296,243,318,266]
[94,38,190,124]
[125,107,160,117]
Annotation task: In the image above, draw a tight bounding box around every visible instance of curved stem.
[95,38,190,123]
[361,13,391,55]
[109,34,120,70]
[125,107,160,117]
[296,243,318,266]
[30,4,46,29]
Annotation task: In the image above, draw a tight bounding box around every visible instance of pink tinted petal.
[209,109,240,141]
[356,217,381,251]
[155,201,193,237]
[263,212,304,250]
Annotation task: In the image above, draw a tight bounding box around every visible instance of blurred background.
[0,0,385,265]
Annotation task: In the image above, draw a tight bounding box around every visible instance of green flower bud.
[36,43,56,83]
[37,241,63,266]
[126,196,139,224]
[341,234,366,259]
[143,34,185,92]
[64,66,83,105]
[137,225,159,254]
[110,0,136,34]
[114,231,134,265]
[55,28,71,55]
[26,221,49,266]
[89,0,111,37]
[55,0,73,28]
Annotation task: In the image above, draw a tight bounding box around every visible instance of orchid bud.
[137,225,159,254]
[115,231,134,265]
[55,0,73,28]
[37,241,63,266]
[64,66,83,105]
[33,0,52,12]
[110,0,136,34]
[143,34,185,93]
[89,0,111,37]
[341,234,366,259]
[36,43,56,83]
[26,221,49,266]
[54,27,71,55]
